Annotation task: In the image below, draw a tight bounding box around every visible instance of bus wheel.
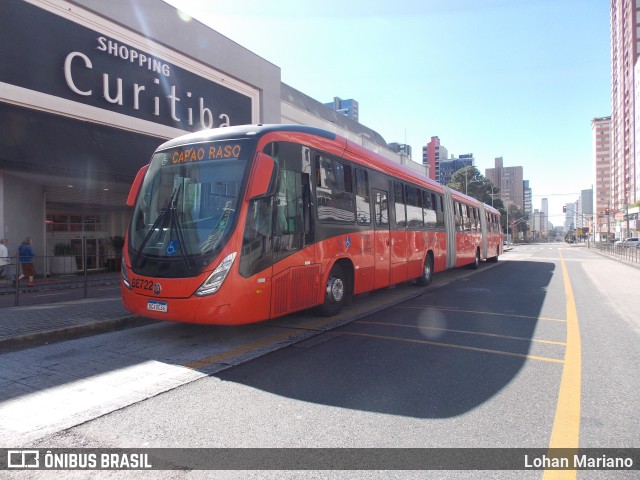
[416,254,433,286]
[319,264,348,316]
[471,248,480,269]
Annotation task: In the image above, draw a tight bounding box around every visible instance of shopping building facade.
[0,0,401,274]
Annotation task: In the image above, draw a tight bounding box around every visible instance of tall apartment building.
[485,157,524,210]
[564,203,576,232]
[388,142,412,160]
[592,116,613,240]
[324,97,359,122]
[438,154,474,187]
[422,136,448,181]
[541,198,549,234]
[523,180,533,229]
[580,188,594,229]
[610,0,639,215]
[532,209,544,239]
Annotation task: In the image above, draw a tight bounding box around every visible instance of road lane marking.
[184,316,346,371]
[397,305,566,323]
[356,321,567,346]
[543,250,582,480]
[184,331,297,370]
[338,331,564,364]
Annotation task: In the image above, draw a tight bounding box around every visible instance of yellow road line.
[356,321,567,346]
[185,331,295,370]
[338,331,564,364]
[397,305,566,323]
[185,316,342,370]
[543,250,582,480]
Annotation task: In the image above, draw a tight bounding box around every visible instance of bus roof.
[155,124,499,214]
[155,124,337,151]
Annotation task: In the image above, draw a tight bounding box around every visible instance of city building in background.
[388,142,413,160]
[523,180,533,233]
[532,209,544,240]
[324,97,359,122]
[582,188,594,218]
[578,188,594,237]
[386,142,427,175]
[610,0,639,228]
[564,203,576,233]
[485,157,524,211]
[422,136,448,181]
[438,154,475,187]
[540,198,549,236]
[592,116,613,240]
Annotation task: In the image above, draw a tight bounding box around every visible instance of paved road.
[1,244,638,479]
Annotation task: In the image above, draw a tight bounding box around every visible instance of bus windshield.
[129,140,251,277]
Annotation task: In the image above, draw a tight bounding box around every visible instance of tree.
[447,166,504,210]
[504,204,529,240]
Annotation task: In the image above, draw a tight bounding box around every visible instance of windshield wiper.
[132,183,184,269]
[168,192,192,270]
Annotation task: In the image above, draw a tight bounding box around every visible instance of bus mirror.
[127,165,149,207]
[246,152,275,199]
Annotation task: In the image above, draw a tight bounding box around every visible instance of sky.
[161,0,611,223]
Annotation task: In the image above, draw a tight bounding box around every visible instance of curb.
[0,315,155,353]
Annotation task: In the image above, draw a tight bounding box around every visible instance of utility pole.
[607,201,611,241]
[625,196,630,239]
[506,207,509,245]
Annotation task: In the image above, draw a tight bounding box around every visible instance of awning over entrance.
[0,102,164,191]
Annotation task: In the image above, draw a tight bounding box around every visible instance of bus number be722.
[131,277,154,291]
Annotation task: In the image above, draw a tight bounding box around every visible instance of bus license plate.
[147,300,168,312]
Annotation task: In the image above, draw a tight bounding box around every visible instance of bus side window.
[437,195,445,227]
[315,154,356,223]
[239,197,275,277]
[266,142,308,255]
[375,191,389,226]
[405,185,423,229]
[464,205,471,231]
[423,190,437,228]
[455,202,463,231]
[355,169,371,225]
[394,182,406,228]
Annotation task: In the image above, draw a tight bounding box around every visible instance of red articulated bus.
[121,124,502,324]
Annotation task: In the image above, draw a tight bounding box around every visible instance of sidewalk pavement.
[0,295,151,353]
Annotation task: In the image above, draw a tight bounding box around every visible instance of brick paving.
[0,296,145,352]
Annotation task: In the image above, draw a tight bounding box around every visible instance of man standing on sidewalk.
[18,237,36,287]
[0,238,13,285]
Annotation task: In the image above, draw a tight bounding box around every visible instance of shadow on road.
[213,260,556,418]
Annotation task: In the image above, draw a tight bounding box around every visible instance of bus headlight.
[195,252,237,296]
[121,257,131,289]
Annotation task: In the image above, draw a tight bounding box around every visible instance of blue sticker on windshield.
[166,240,178,256]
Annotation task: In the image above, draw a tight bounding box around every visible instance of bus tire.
[318,264,348,317]
[416,253,433,286]
[488,247,499,263]
[470,248,480,269]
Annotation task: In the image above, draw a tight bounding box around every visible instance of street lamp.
[510,217,527,244]
[490,186,499,207]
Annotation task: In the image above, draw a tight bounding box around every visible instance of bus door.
[373,189,391,289]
